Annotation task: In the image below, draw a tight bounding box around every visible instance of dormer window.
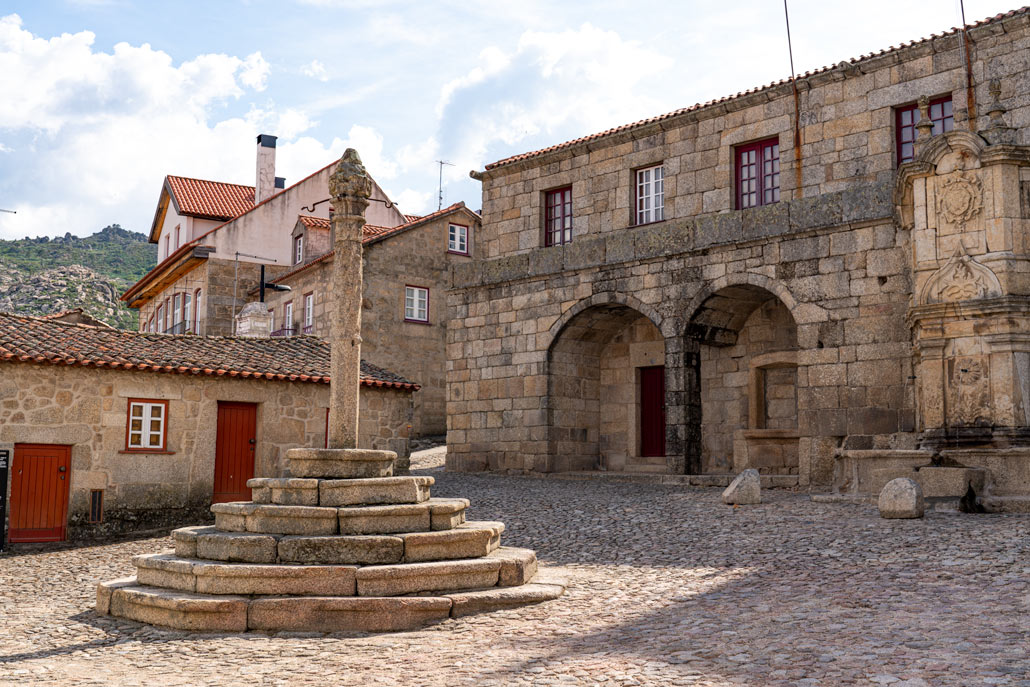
[294,235,304,265]
[448,223,469,255]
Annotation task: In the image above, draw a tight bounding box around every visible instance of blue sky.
[0,0,1018,239]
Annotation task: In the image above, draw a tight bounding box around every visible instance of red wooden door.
[213,402,257,504]
[9,444,71,543]
[640,366,666,458]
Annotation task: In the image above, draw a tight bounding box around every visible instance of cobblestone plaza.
[2,451,1026,686]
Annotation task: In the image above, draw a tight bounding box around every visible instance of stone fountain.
[95,150,564,632]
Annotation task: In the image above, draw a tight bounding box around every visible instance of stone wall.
[0,363,410,538]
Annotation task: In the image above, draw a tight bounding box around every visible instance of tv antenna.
[0,209,15,214]
[436,160,454,211]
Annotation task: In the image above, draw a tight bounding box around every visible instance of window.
[304,292,314,332]
[163,298,170,331]
[126,399,168,451]
[193,289,202,333]
[544,186,573,246]
[635,164,665,225]
[736,138,779,209]
[156,304,164,331]
[174,225,180,249]
[183,292,191,332]
[172,293,182,325]
[896,96,953,164]
[405,286,429,323]
[294,235,304,265]
[448,223,469,254]
[284,301,294,335]
[268,307,275,332]
[164,235,170,259]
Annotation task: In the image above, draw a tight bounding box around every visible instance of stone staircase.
[96,453,565,632]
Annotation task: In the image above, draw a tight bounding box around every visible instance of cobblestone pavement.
[1,454,1028,686]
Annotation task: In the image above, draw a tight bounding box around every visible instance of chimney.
[255,134,278,203]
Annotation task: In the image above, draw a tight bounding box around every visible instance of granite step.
[211,503,339,536]
[98,574,567,632]
[174,521,504,565]
[247,475,435,507]
[337,498,469,534]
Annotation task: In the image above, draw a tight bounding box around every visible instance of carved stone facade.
[447,9,1030,509]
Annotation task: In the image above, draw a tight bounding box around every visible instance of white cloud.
[388,188,434,216]
[301,59,328,82]
[0,14,277,239]
[434,23,673,177]
[275,124,398,189]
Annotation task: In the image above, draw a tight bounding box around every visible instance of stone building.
[0,313,417,542]
[447,8,1030,509]
[260,202,482,436]
[122,134,406,336]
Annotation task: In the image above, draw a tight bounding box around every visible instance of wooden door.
[640,366,666,458]
[9,444,71,543]
[213,402,257,504]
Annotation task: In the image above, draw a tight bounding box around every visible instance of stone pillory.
[97,149,565,632]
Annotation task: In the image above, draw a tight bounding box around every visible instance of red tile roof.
[268,203,480,286]
[166,176,256,221]
[0,313,419,390]
[298,215,331,230]
[484,6,1030,171]
[403,214,422,223]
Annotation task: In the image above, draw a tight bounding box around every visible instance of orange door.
[213,402,257,504]
[9,444,72,543]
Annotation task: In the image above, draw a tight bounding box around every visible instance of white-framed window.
[268,308,275,332]
[284,301,294,335]
[164,235,170,259]
[294,236,304,265]
[448,223,468,254]
[172,293,182,325]
[636,164,664,225]
[174,225,180,249]
[127,399,168,451]
[304,292,314,329]
[156,304,164,332]
[183,293,192,332]
[404,286,429,323]
[193,289,202,333]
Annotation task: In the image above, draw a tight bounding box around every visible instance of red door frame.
[213,402,257,504]
[9,444,72,543]
[640,366,666,458]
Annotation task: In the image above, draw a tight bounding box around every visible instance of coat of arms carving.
[936,172,983,225]
[918,247,1002,304]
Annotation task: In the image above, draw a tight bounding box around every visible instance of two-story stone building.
[447,8,1030,509]
[260,202,481,436]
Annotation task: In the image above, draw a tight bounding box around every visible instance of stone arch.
[682,280,801,476]
[546,297,669,473]
[682,273,817,344]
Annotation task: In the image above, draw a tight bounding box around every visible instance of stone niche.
[732,351,799,475]
[898,130,1030,450]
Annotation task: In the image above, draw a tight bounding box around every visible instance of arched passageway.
[685,284,798,475]
[547,303,666,472]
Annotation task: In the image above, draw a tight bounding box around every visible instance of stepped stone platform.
[96,449,565,632]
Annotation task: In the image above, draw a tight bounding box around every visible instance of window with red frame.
[736,138,779,209]
[544,186,572,246]
[896,96,953,164]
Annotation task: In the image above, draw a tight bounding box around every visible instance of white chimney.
[255,134,277,203]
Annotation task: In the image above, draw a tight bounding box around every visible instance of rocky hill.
[0,225,156,329]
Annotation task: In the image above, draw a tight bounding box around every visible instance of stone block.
[109,586,249,632]
[194,562,358,596]
[741,201,789,239]
[319,476,433,506]
[355,558,502,597]
[915,467,986,499]
[278,535,404,565]
[605,230,636,264]
[841,181,892,223]
[487,547,539,586]
[172,525,217,559]
[210,502,260,532]
[338,503,431,535]
[564,236,605,271]
[446,581,567,618]
[96,577,136,615]
[196,531,279,564]
[134,553,196,592]
[247,478,320,505]
[721,469,761,505]
[287,448,396,479]
[695,212,741,248]
[878,477,924,519]
[400,521,504,562]
[789,191,843,231]
[428,498,470,530]
[246,505,339,536]
[247,596,453,633]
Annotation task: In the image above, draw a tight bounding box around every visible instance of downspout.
[960,2,977,130]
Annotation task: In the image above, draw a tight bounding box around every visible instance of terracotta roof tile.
[166,176,256,220]
[299,215,331,230]
[403,214,422,223]
[0,312,419,390]
[484,6,1030,171]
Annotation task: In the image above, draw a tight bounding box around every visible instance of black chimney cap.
[274,177,286,189]
[257,134,278,148]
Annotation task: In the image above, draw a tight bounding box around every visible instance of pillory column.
[327,149,372,449]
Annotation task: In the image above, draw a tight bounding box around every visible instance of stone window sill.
[119,449,176,455]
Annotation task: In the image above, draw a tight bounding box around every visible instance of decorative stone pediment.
[935,172,983,226]
[918,248,1002,304]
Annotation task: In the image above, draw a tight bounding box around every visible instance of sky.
[0,0,1019,240]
